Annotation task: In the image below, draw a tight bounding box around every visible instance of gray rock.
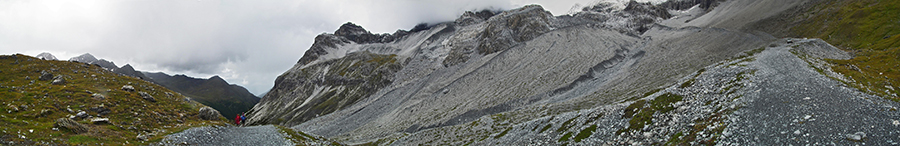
[198,107,221,120]
[91,93,105,100]
[138,92,156,102]
[38,70,53,81]
[122,85,135,92]
[846,132,866,141]
[74,111,89,120]
[50,75,66,85]
[91,118,110,125]
[54,118,89,134]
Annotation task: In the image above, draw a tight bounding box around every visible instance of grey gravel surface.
[158,125,295,146]
[720,39,900,145]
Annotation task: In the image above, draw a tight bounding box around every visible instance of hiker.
[240,113,246,126]
[235,114,241,125]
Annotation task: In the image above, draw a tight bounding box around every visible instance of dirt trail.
[721,39,900,145]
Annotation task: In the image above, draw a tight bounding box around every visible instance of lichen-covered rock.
[54,118,89,134]
[198,107,222,120]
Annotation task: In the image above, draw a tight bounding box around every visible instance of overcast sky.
[0,0,664,96]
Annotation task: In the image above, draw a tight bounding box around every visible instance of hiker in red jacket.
[235,114,241,126]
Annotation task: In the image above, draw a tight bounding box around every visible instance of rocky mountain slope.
[243,0,899,145]
[144,72,260,118]
[0,54,227,145]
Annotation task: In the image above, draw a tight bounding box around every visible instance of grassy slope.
[791,0,900,101]
[0,54,226,145]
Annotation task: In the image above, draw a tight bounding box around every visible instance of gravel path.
[158,125,295,146]
[721,39,900,145]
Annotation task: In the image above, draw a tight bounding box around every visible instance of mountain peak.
[69,53,98,63]
[208,75,227,84]
[36,52,57,60]
[334,22,370,37]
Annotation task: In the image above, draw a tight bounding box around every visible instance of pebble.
[793,130,801,135]
[893,120,899,126]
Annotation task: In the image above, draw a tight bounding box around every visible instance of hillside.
[144,72,260,119]
[0,54,227,145]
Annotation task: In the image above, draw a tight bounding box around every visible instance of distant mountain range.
[144,72,260,118]
[53,53,259,118]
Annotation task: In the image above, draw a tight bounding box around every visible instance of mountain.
[59,53,258,118]
[242,0,898,145]
[113,64,151,80]
[144,72,260,118]
[68,53,118,69]
[0,54,227,145]
[35,52,57,60]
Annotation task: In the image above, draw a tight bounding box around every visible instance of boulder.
[122,85,135,92]
[54,118,89,134]
[91,93,105,100]
[847,132,866,141]
[90,106,111,117]
[138,92,156,102]
[90,118,111,125]
[198,107,221,120]
[38,71,53,81]
[74,111,90,120]
[51,75,66,85]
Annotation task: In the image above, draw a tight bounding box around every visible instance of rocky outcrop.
[476,5,553,54]
[455,10,497,26]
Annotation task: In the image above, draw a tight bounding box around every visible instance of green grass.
[494,128,511,139]
[573,125,597,142]
[67,135,98,144]
[539,124,553,133]
[791,0,900,101]
[556,115,580,133]
[557,132,573,142]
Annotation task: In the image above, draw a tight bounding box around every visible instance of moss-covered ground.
[791,0,900,101]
